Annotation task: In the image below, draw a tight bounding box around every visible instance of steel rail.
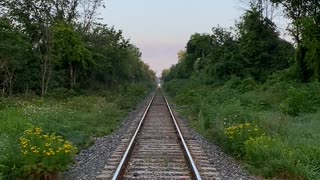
[111,88,158,180]
[161,88,202,180]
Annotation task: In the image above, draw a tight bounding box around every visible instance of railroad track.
[97,88,219,179]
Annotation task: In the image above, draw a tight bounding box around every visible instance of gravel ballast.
[171,105,256,180]
[63,93,153,180]
[64,92,256,180]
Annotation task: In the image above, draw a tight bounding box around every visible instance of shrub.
[19,127,77,179]
[280,87,315,116]
[224,76,242,89]
[175,89,199,105]
[239,91,269,111]
[217,98,253,126]
[239,77,257,92]
[224,123,264,156]
[163,79,188,96]
[47,87,80,98]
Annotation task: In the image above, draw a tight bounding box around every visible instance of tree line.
[162,0,319,84]
[0,0,155,97]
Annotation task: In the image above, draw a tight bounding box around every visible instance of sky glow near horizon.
[100,0,288,76]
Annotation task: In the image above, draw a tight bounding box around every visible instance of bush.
[224,123,264,156]
[280,87,315,116]
[47,88,80,98]
[239,91,269,111]
[217,98,254,126]
[224,76,242,89]
[163,79,188,97]
[19,127,77,179]
[176,89,199,105]
[239,77,257,92]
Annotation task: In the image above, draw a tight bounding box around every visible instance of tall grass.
[164,77,320,179]
[0,83,152,179]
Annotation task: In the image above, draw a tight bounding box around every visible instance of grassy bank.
[0,83,153,179]
[164,76,320,179]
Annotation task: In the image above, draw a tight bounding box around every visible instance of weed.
[164,78,320,179]
[0,84,151,179]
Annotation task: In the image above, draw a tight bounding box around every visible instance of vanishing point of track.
[97,88,219,179]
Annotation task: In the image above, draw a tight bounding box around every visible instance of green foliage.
[111,83,151,110]
[0,3,155,96]
[162,8,294,84]
[0,0,155,178]
[225,123,264,156]
[19,127,77,178]
[164,77,320,179]
[244,136,301,178]
[52,22,92,88]
[0,17,32,96]
[300,17,320,80]
[280,87,315,116]
[176,89,199,105]
[162,1,320,179]
[239,92,269,111]
[0,85,151,179]
[270,0,320,82]
[84,24,155,88]
[279,82,320,116]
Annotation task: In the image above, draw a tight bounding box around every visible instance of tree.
[270,0,320,81]
[0,0,103,95]
[52,22,92,88]
[163,4,294,84]
[0,1,155,96]
[0,18,31,96]
[239,0,279,21]
[237,8,293,81]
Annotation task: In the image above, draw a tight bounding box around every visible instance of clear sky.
[99,0,253,76]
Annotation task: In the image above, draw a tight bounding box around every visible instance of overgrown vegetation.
[163,0,320,179]
[164,79,320,179]
[0,0,155,179]
[0,83,152,179]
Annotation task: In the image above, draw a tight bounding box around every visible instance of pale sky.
[100,0,287,76]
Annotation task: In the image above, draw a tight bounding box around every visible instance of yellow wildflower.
[63,143,72,150]
[51,136,56,140]
[34,127,42,135]
[24,130,33,135]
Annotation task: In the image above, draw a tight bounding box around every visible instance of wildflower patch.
[19,127,77,178]
[224,123,264,156]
